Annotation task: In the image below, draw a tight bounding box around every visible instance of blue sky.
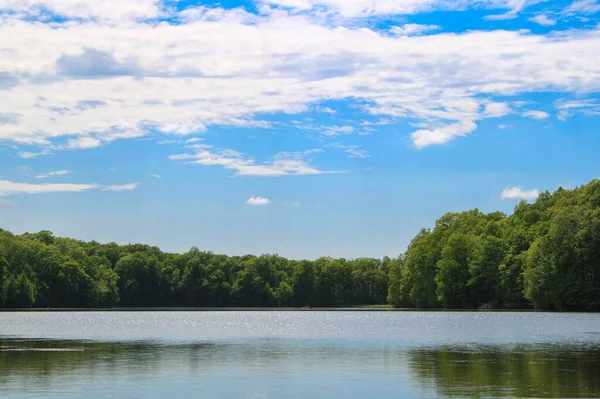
[0,0,599,259]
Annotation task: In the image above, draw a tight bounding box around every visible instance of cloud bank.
[0,0,597,153]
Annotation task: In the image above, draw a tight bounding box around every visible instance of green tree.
[0,249,8,307]
[273,281,293,307]
[401,230,438,308]
[290,260,315,307]
[55,261,92,307]
[468,236,505,307]
[387,256,406,307]
[115,252,161,306]
[4,273,36,308]
[435,233,472,309]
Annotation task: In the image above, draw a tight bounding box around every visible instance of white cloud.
[0,179,98,196]
[263,0,538,17]
[66,137,102,149]
[247,196,270,206]
[501,186,540,200]
[321,126,355,136]
[556,99,600,120]
[344,146,369,158]
[169,153,196,161]
[35,170,72,179]
[18,149,51,159]
[152,174,161,179]
[528,14,556,26]
[483,102,512,118]
[412,121,477,148]
[482,0,540,20]
[101,183,140,191]
[360,119,392,126]
[523,110,550,120]
[0,0,164,23]
[185,137,203,144]
[564,0,600,15]
[291,201,301,206]
[316,106,337,114]
[172,145,337,176]
[0,0,598,151]
[390,24,441,37]
[0,178,145,196]
[483,11,519,20]
[327,143,369,158]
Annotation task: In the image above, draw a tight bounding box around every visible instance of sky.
[0,0,599,259]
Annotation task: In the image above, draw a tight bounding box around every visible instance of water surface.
[1,311,599,398]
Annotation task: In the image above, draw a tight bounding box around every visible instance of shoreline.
[0,307,554,312]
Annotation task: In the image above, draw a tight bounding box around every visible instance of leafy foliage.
[394,180,600,310]
[0,232,389,308]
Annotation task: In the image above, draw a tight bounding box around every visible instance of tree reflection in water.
[407,344,600,398]
[2,339,600,398]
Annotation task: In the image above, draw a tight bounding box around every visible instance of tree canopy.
[392,180,600,311]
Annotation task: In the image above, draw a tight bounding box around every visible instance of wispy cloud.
[528,14,556,26]
[101,183,140,192]
[321,126,355,137]
[246,196,270,206]
[170,145,338,177]
[152,174,162,179]
[0,0,162,23]
[482,0,541,20]
[0,179,98,196]
[18,149,52,159]
[35,170,72,179]
[523,110,550,120]
[327,143,370,158]
[315,107,337,114]
[556,99,600,120]
[501,186,540,200]
[264,0,540,17]
[360,119,393,127]
[0,179,143,196]
[483,11,519,20]
[66,137,102,149]
[563,0,600,15]
[390,24,441,36]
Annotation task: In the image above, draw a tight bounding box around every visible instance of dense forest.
[1,179,599,311]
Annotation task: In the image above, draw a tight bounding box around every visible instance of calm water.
[1,311,600,398]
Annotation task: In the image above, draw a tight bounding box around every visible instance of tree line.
[1,179,598,310]
[0,231,389,308]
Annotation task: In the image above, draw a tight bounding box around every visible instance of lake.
[1,311,600,398]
